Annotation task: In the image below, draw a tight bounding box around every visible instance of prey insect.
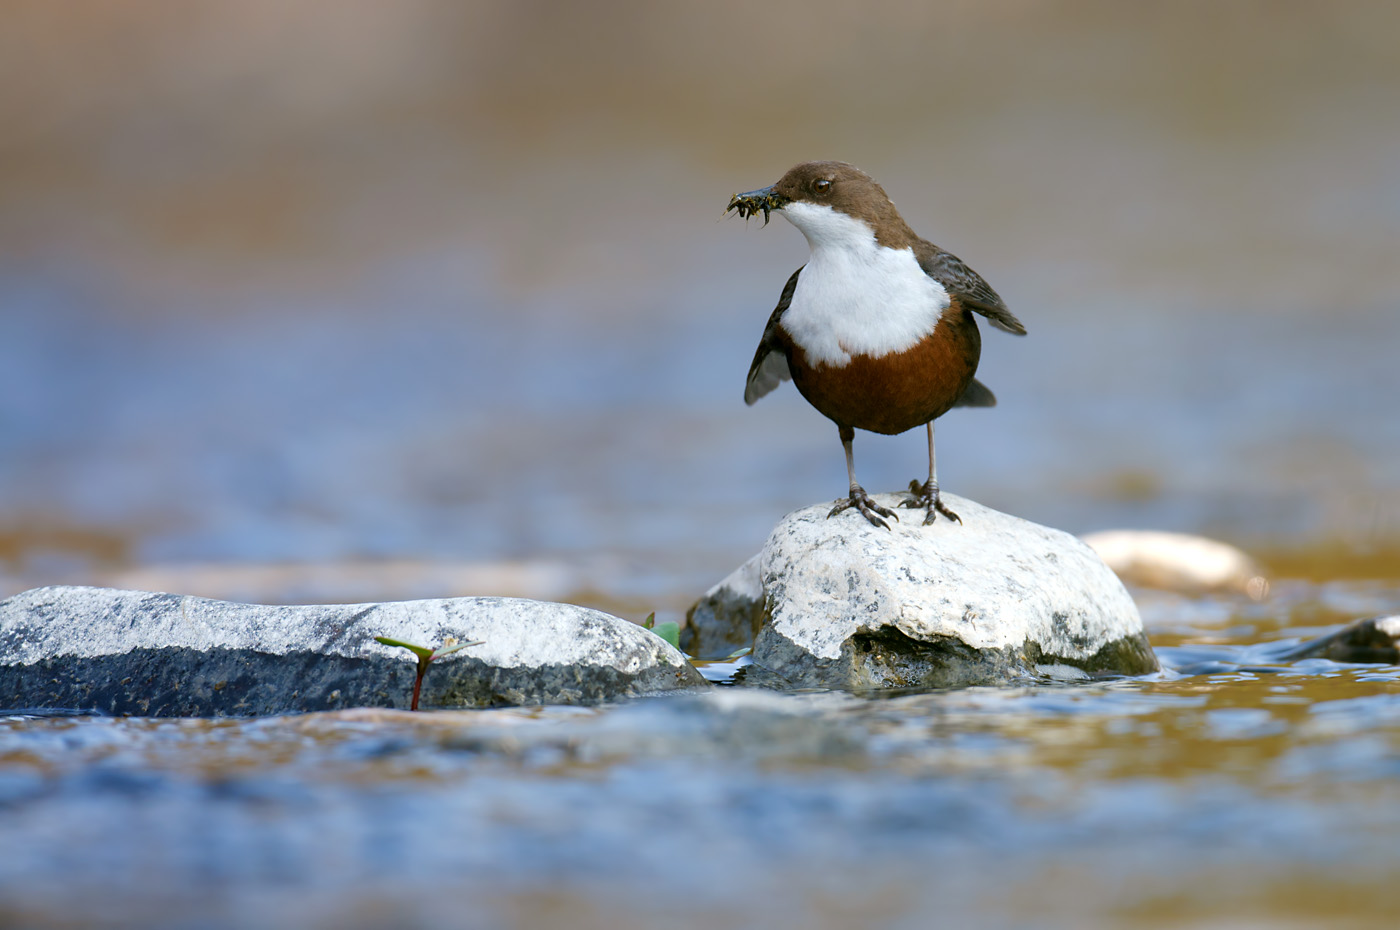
[725,186,788,226]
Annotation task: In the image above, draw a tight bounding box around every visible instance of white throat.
[779,202,948,366]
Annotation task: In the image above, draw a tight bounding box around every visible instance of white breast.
[779,202,949,367]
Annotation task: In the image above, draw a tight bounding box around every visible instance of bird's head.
[726,161,909,247]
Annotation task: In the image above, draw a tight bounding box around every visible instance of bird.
[726,160,1025,529]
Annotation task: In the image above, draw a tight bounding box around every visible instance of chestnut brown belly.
[784,313,981,435]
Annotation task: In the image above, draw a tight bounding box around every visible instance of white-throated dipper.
[727,161,1026,528]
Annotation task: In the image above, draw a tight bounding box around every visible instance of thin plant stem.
[411,656,431,711]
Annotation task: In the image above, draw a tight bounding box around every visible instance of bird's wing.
[744,267,802,405]
[916,244,1026,335]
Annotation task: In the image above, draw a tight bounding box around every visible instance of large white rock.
[734,493,1157,688]
[0,586,706,715]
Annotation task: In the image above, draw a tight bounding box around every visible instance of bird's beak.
[726,184,789,226]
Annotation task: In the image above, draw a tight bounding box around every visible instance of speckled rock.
[733,493,1158,689]
[0,586,707,716]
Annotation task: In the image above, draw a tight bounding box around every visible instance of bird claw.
[897,479,927,507]
[829,486,898,529]
[900,479,961,526]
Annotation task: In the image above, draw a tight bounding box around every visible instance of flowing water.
[3,3,1400,927]
[4,584,1400,929]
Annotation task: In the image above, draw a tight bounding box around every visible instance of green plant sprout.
[641,612,681,650]
[373,635,483,711]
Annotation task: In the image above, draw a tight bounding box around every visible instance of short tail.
[952,378,996,408]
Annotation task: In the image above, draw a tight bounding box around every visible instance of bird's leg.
[899,422,961,525]
[827,425,898,529]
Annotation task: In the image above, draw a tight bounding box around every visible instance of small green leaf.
[641,612,656,630]
[431,639,484,660]
[651,621,681,650]
[373,636,435,660]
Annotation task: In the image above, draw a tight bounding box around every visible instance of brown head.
[726,161,916,249]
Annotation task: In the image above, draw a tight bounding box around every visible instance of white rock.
[750,494,1157,689]
[0,586,706,715]
[1081,530,1269,599]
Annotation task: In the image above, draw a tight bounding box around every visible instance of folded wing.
[916,245,1026,336]
[744,267,802,405]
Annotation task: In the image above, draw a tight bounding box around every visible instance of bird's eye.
[813,178,831,194]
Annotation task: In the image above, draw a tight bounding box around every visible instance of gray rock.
[1279,614,1400,664]
[720,493,1157,689]
[681,555,764,657]
[0,586,707,716]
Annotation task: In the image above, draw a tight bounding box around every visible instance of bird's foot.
[899,479,961,526]
[828,486,898,530]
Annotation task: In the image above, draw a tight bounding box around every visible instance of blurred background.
[2,0,1398,612]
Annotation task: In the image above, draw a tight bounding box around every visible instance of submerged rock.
[1081,529,1269,599]
[692,493,1158,689]
[1280,614,1400,664]
[0,586,706,716]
